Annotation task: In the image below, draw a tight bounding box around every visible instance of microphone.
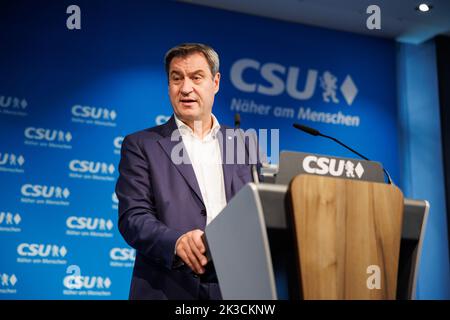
[234,113,241,129]
[234,113,259,183]
[293,123,394,185]
[293,123,320,136]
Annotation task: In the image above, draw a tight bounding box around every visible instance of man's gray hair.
[164,43,220,78]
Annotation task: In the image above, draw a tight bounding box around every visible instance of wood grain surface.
[289,175,404,299]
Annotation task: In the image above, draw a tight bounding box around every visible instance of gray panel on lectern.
[205,183,277,300]
[256,183,288,229]
[403,199,429,240]
[402,199,430,299]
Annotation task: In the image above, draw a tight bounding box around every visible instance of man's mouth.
[180,98,197,108]
[180,98,197,103]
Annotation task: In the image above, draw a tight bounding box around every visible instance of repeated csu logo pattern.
[0,99,141,299]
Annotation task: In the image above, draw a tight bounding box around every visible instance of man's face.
[168,52,220,125]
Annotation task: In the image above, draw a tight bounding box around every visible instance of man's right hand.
[175,229,208,274]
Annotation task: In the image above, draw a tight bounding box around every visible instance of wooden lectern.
[205,151,429,300]
[205,177,428,300]
[289,175,404,299]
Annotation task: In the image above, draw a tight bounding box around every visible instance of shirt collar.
[174,113,221,139]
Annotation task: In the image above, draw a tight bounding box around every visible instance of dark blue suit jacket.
[115,115,254,299]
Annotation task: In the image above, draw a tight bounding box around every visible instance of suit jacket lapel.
[157,116,205,207]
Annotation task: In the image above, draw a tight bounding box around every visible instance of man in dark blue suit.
[115,43,255,299]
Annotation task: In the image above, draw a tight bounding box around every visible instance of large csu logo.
[230,58,358,106]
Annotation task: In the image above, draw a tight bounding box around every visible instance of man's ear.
[213,72,221,94]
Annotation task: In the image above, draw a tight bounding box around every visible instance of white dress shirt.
[174,114,227,225]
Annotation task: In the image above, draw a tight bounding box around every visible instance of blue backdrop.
[0,0,400,299]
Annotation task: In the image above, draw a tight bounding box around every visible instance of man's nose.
[180,79,194,95]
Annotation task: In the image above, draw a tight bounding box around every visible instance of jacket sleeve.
[115,135,183,270]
